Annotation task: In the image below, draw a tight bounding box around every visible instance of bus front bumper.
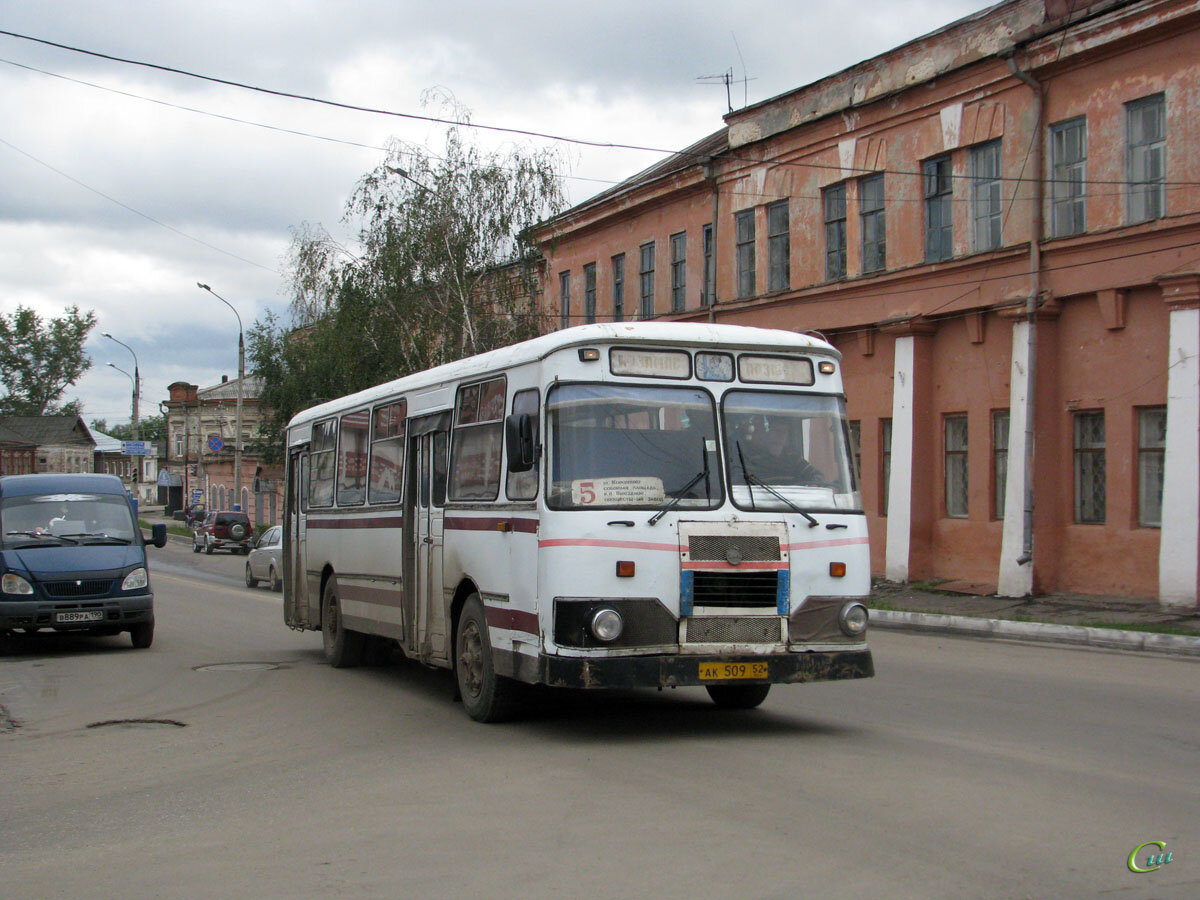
[532,647,874,690]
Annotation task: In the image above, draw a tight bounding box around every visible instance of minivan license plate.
[56,610,103,624]
[699,662,769,681]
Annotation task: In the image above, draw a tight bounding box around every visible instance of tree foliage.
[0,305,96,415]
[90,414,167,444]
[250,107,566,462]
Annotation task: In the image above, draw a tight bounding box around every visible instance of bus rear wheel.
[455,595,518,723]
[321,578,364,667]
[705,683,771,709]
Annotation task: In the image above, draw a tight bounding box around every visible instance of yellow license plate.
[699,662,769,681]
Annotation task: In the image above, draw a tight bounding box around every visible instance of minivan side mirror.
[150,523,168,548]
[505,413,536,473]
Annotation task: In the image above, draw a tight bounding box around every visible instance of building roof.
[0,420,36,447]
[0,416,95,447]
[198,375,265,403]
[90,429,125,453]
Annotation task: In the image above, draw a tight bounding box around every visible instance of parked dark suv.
[193,511,252,555]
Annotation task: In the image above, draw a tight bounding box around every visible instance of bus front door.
[284,448,313,628]
[411,426,448,663]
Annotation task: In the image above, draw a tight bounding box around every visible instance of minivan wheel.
[130,622,154,649]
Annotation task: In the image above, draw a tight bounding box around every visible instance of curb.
[868,608,1200,658]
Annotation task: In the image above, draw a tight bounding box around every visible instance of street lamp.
[101,332,140,440]
[197,282,245,508]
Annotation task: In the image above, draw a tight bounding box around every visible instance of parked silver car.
[244,525,283,591]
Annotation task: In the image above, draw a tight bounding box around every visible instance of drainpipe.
[704,159,719,323]
[1005,53,1044,566]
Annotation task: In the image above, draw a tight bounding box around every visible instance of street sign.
[123,440,150,455]
[207,434,224,452]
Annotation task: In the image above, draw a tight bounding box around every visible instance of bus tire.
[321,577,363,668]
[705,683,771,709]
[455,595,518,723]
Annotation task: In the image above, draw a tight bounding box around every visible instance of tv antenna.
[697,68,755,114]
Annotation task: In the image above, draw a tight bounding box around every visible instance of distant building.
[0,420,37,475]
[91,428,160,504]
[161,376,282,523]
[0,416,95,474]
[532,0,1199,607]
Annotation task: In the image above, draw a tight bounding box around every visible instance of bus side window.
[506,388,540,501]
[432,432,448,507]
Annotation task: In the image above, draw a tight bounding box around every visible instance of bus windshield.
[547,384,723,510]
[723,391,862,512]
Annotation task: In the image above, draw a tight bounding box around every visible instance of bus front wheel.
[321,577,364,668]
[705,683,771,709]
[455,595,518,723]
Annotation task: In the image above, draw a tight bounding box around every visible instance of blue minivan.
[0,473,167,648]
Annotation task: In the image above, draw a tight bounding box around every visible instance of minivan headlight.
[121,568,149,591]
[2,572,34,595]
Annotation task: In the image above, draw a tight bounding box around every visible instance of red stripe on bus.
[681,560,788,571]
[307,516,404,529]
[484,606,539,636]
[787,537,870,551]
[444,516,539,534]
[538,538,679,552]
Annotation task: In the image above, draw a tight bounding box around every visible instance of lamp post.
[101,332,139,440]
[197,283,244,508]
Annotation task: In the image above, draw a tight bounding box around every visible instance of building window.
[639,242,655,318]
[824,184,847,280]
[992,410,1009,520]
[767,200,790,292]
[612,254,625,322]
[860,174,886,273]
[702,224,714,307]
[1127,94,1166,223]
[945,415,968,518]
[559,271,571,330]
[880,418,892,516]
[670,232,687,312]
[1051,118,1087,237]
[971,141,1002,251]
[583,262,596,324]
[735,210,755,298]
[1073,410,1106,524]
[924,156,953,262]
[1138,406,1166,527]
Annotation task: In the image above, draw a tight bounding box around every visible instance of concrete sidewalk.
[869,580,1200,657]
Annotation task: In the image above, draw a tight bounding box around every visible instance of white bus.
[283,322,874,721]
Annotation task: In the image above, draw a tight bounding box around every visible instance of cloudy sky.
[0,0,984,431]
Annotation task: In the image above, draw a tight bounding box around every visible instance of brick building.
[534,0,1199,606]
[0,416,96,474]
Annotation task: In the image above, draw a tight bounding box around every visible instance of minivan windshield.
[0,492,139,548]
[547,384,722,510]
[723,391,861,512]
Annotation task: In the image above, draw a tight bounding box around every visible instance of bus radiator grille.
[687,535,781,562]
[685,616,783,644]
[691,571,779,608]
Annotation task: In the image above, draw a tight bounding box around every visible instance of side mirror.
[505,413,536,473]
[150,523,168,548]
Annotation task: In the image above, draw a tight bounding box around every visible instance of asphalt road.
[2,541,1197,899]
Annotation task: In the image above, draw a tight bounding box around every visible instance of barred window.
[1051,118,1087,237]
[825,184,847,280]
[612,253,625,322]
[768,200,790,292]
[880,418,892,516]
[993,410,1009,520]
[924,156,953,262]
[860,174,886,273]
[1073,411,1106,524]
[1138,406,1166,527]
[584,262,596,324]
[559,271,571,329]
[971,141,1002,252]
[639,242,655,318]
[670,232,686,312]
[945,415,968,518]
[702,224,714,307]
[736,210,755,298]
[1127,94,1166,224]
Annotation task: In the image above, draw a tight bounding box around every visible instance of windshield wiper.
[735,442,820,528]
[4,530,77,545]
[649,441,711,526]
[58,533,133,545]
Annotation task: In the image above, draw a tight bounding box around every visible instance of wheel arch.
[449,577,480,664]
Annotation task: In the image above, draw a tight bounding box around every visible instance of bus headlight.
[121,568,149,591]
[2,573,34,595]
[839,602,868,636]
[589,607,624,642]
